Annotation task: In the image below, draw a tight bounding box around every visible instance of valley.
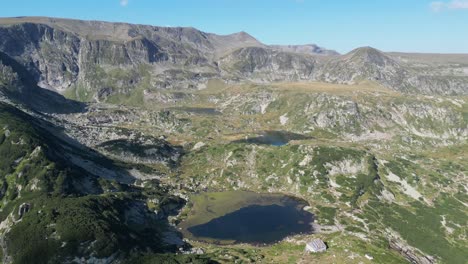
[0,17,466,264]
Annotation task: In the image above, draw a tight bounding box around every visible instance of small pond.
[179,191,314,245]
[169,107,222,115]
[232,131,311,146]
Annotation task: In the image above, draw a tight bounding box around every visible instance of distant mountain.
[0,16,466,104]
[218,46,318,82]
[314,47,411,90]
[270,44,339,56]
[314,47,468,95]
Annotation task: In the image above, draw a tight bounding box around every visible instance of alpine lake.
[178,191,315,245]
[232,131,312,147]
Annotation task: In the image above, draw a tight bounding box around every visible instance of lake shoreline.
[178,190,316,245]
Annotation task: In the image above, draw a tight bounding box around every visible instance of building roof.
[306,239,327,251]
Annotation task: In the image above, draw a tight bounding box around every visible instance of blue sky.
[1,0,468,54]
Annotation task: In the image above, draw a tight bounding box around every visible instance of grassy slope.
[0,103,209,263]
[2,79,466,263]
[158,82,468,263]
[178,143,467,263]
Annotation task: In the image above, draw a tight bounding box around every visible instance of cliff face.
[0,22,218,92]
[0,19,261,98]
[0,17,467,103]
[0,23,81,91]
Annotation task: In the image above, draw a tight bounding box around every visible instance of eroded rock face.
[0,21,218,96]
[17,203,30,219]
[0,23,80,91]
[97,138,183,166]
[408,75,468,96]
[0,63,20,89]
[389,238,437,264]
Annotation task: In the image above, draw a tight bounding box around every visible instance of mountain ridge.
[0,16,467,103]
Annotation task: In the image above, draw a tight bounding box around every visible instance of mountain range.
[0,16,467,107]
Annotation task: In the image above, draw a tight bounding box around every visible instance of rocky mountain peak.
[344,46,393,66]
[229,31,258,42]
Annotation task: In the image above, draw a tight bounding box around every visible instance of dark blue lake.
[233,131,311,146]
[187,203,314,244]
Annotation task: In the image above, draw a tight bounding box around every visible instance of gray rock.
[17,203,30,219]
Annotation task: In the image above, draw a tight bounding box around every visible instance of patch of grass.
[125,253,218,264]
[365,197,468,264]
[316,205,337,225]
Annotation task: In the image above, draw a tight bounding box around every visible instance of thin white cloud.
[120,0,129,7]
[449,0,468,8]
[430,0,468,11]
[430,1,445,11]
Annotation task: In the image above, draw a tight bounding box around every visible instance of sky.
[1,0,468,54]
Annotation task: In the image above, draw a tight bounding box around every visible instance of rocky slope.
[0,102,211,263]
[314,47,411,89]
[218,46,318,82]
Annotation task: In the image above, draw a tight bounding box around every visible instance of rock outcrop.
[17,203,30,219]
